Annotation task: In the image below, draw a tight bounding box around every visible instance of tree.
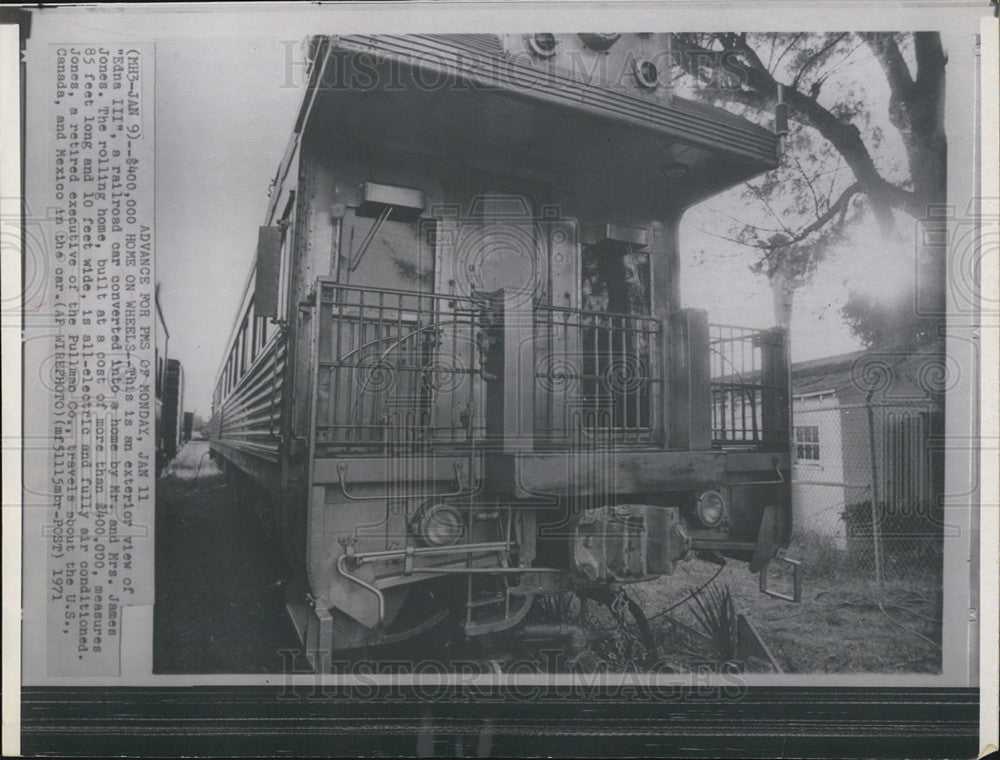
[671,32,947,347]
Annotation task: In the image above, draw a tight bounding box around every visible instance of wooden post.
[759,327,789,450]
[668,309,711,450]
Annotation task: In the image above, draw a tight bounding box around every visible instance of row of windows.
[219,307,275,401]
[215,209,293,410]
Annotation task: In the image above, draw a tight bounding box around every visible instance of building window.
[795,425,820,461]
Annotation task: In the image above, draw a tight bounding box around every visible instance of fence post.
[865,391,884,586]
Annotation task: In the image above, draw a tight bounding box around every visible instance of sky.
[153,36,304,418]
[29,13,929,418]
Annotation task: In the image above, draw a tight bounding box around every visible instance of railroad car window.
[257,316,268,352]
[250,310,259,362]
[794,425,820,461]
[581,244,650,315]
[239,315,249,375]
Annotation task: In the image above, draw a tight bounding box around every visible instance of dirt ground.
[153,441,300,674]
[154,442,942,675]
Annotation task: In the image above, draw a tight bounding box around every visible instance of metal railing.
[709,324,787,448]
[312,285,790,454]
[315,283,487,454]
[533,304,662,447]
[313,284,667,454]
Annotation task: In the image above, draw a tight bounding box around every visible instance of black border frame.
[21,687,979,757]
[7,8,989,759]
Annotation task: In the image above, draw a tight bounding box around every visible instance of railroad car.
[208,34,797,666]
[155,289,179,476]
[162,358,185,463]
[183,411,194,444]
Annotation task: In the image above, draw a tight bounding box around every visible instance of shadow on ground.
[153,441,302,674]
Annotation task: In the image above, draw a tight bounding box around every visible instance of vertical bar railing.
[314,282,485,455]
[314,282,666,454]
[532,304,662,447]
[709,324,788,449]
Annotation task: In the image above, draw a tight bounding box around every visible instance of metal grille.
[533,304,662,446]
[709,324,787,447]
[315,283,486,454]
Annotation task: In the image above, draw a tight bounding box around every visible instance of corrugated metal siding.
[210,338,286,463]
[423,34,504,58]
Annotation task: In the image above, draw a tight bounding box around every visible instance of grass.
[577,529,943,674]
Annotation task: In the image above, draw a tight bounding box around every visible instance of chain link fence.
[790,399,944,587]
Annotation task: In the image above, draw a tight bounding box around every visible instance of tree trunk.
[769,270,795,332]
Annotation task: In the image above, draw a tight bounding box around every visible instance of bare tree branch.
[792,152,823,217]
[747,183,797,237]
[778,182,861,246]
[790,32,848,89]
[771,33,803,73]
[673,33,921,228]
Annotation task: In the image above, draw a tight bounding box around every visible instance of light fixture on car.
[633,57,660,90]
[695,490,726,528]
[578,33,621,51]
[527,33,558,59]
[414,502,465,547]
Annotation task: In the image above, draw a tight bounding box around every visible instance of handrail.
[314,282,668,450]
[336,540,561,626]
[335,459,479,501]
[535,301,662,324]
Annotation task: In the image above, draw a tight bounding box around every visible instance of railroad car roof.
[266,34,779,222]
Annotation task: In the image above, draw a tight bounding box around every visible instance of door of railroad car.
[313,192,581,454]
[432,195,580,448]
[579,232,657,446]
[315,199,437,454]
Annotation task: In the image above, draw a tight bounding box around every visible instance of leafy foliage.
[686,582,738,664]
[671,32,946,347]
[840,290,941,350]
